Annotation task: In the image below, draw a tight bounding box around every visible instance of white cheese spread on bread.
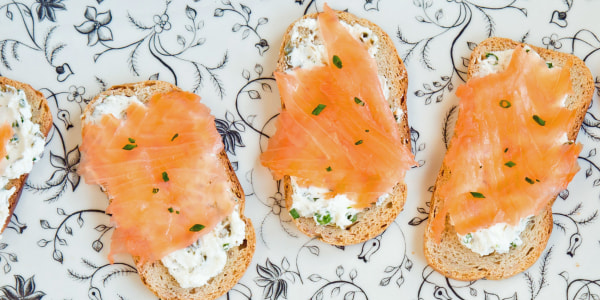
[284,18,397,229]
[0,86,45,238]
[87,95,246,288]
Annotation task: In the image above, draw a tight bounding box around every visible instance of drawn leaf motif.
[185,24,193,32]
[559,189,569,200]
[315,290,324,300]
[448,82,454,91]
[149,73,159,80]
[467,41,477,50]
[436,94,443,103]
[307,245,320,256]
[435,9,443,20]
[344,291,356,300]
[441,75,450,81]
[416,15,425,22]
[255,64,263,75]
[8,254,16,262]
[433,81,441,87]
[281,257,290,271]
[231,161,238,171]
[46,170,66,186]
[3,263,10,273]
[396,272,404,287]
[185,5,197,20]
[413,0,421,7]
[503,292,517,300]
[586,166,593,178]
[65,225,73,235]
[332,286,341,297]
[462,57,470,67]
[559,271,569,281]
[423,83,432,91]
[408,217,425,226]
[405,257,413,271]
[336,265,344,278]
[197,20,204,29]
[384,266,395,273]
[308,274,322,282]
[58,237,67,246]
[232,23,242,32]
[37,239,50,247]
[258,17,268,25]
[248,90,261,100]
[40,220,51,229]
[241,4,251,15]
[221,0,231,4]
[349,269,357,281]
[414,90,424,97]
[50,152,66,168]
[417,207,427,214]
[53,249,64,263]
[242,29,250,39]
[214,8,224,17]
[0,243,6,251]
[470,288,477,296]
[242,69,250,80]
[194,38,206,46]
[484,291,500,300]
[594,179,600,186]
[589,149,597,157]
[77,213,84,228]
[380,276,391,286]
[92,240,103,252]
[262,83,272,92]
[177,35,186,46]
[418,143,426,151]
[57,208,66,215]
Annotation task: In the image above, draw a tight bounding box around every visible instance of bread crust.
[424,37,594,280]
[0,77,52,233]
[82,80,255,300]
[275,10,411,245]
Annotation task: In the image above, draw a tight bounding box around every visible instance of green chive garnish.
[525,177,535,184]
[311,104,326,116]
[504,148,509,153]
[189,224,205,232]
[499,100,511,108]
[485,53,499,65]
[332,55,342,68]
[547,62,553,68]
[365,129,370,132]
[533,115,546,126]
[5,155,8,160]
[470,192,485,198]
[176,211,180,214]
[168,207,174,213]
[152,188,159,194]
[122,144,137,150]
[354,97,365,106]
[504,161,516,168]
[326,166,332,172]
[289,208,300,219]
[128,137,136,143]
[355,140,363,145]
[171,133,179,141]
[162,171,169,182]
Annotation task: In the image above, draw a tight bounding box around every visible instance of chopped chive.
[504,161,516,168]
[32,158,36,161]
[168,207,174,213]
[315,212,332,225]
[525,177,535,184]
[326,166,332,172]
[485,53,499,65]
[365,129,370,132]
[5,155,8,160]
[510,242,517,248]
[223,243,230,250]
[536,179,540,182]
[332,55,342,68]
[122,144,137,150]
[354,97,365,106]
[162,171,169,182]
[470,192,485,198]
[128,137,136,143]
[152,188,159,194]
[171,133,179,141]
[463,233,473,244]
[312,197,318,202]
[355,140,363,145]
[311,104,326,115]
[289,208,300,219]
[504,148,509,153]
[526,49,530,53]
[499,99,511,108]
[533,115,546,126]
[176,211,180,214]
[547,62,553,68]
[189,224,205,232]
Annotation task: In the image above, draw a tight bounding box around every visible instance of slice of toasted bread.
[82,81,255,300]
[424,37,594,280]
[275,10,411,245]
[0,77,52,233]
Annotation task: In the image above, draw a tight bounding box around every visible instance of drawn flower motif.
[255,39,270,56]
[0,275,46,300]
[74,7,113,46]
[215,117,245,155]
[364,0,380,11]
[48,147,80,190]
[153,14,172,33]
[35,0,66,22]
[67,86,85,103]
[255,259,288,300]
[542,33,562,50]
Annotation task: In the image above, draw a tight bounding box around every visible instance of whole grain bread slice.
[82,81,255,300]
[276,10,411,245]
[0,76,52,233]
[424,37,594,280]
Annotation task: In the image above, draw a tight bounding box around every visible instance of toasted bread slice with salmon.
[81,81,255,300]
[270,8,412,245]
[424,37,594,280]
[0,77,52,235]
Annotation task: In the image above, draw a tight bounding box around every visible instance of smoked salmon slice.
[79,91,234,264]
[0,123,13,163]
[260,5,415,207]
[432,46,580,241]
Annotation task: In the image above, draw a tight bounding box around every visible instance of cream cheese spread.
[0,86,46,239]
[285,17,397,229]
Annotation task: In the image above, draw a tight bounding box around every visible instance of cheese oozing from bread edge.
[86,95,246,288]
[0,85,46,239]
[456,46,571,256]
[284,18,400,229]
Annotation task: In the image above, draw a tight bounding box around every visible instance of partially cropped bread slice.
[82,81,255,300]
[424,37,594,280]
[276,10,411,245]
[0,77,52,233]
